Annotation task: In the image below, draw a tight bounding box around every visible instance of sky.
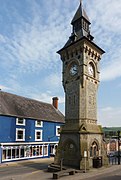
[0,0,121,127]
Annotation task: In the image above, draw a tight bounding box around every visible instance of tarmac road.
[84,167,121,180]
[0,158,54,180]
[1,158,121,180]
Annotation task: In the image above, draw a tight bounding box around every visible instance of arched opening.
[90,141,99,157]
[88,61,95,78]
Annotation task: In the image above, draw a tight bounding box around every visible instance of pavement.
[1,158,121,180]
[0,157,53,167]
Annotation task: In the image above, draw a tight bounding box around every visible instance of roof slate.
[0,91,65,123]
[71,2,90,24]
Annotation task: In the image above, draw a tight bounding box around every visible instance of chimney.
[52,97,58,109]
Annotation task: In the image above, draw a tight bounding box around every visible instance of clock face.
[70,64,78,76]
[88,63,94,77]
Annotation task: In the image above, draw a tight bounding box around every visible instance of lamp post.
[117,130,120,165]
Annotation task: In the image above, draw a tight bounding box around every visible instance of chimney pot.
[52,97,59,109]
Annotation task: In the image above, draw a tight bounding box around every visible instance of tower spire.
[58,0,94,50]
[69,1,94,42]
[71,1,90,25]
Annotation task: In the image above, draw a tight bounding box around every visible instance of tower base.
[54,124,108,170]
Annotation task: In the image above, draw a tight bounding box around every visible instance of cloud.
[87,0,121,34]
[0,0,77,103]
[0,34,6,43]
[1,0,121,86]
[0,85,11,91]
[44,73,62,90]
[30,91,65,105]
[98,106,121,127]
[101,55,121,81]
[86,0,121,82]
[0,0,73,77]
[0,0,76,96]
[31,91,53,104]
[28,72,65,105]
[0,0,121,121]
[31,91,65,114]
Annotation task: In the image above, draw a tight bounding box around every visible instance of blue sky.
[0,0,121,127]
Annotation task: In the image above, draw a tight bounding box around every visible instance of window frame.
[16,117,25,126]
[35,120,43,127]
[16,128,25,141]
[35,130,43,141]
[56,126,60,136]
[43,145,48,156]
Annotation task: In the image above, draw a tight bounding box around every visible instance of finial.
[80,0,82,4]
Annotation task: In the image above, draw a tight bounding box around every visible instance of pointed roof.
[71,1,90,24]
[0,91,64,123]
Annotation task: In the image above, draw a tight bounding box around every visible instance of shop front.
[0,142,58,163]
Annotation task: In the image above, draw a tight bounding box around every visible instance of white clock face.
[88,63,94,77]
[70,64,78,76]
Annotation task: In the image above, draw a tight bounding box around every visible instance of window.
[30,145,43,157]
[16,128,25,141]
[39,146,43,156]
[16,118,25,126]
[43,145,48,156]
[90,141,99,157]
[56,126,60,136]
[35,120,43,127]
[35,130,42,141]
[50,144,58,156]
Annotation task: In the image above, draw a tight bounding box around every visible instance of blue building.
[0,91,64,163]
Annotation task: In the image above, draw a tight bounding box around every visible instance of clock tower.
[54,1,108,169]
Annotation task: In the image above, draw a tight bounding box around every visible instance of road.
[58,165,121,180]
[85,167,121,180]
[1,158,121,180]
[0,163,46,178]
[0,158,53,180]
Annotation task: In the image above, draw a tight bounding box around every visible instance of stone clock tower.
[54,1,108,169]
